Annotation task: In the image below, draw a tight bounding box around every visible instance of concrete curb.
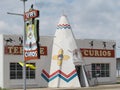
[12,84,120,90]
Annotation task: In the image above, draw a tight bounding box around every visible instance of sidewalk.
[13,84,120,90]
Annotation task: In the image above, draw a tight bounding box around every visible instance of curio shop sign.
[80,48,115,58]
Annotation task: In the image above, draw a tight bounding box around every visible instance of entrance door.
[75,65,81,82]
[75,65,86,87]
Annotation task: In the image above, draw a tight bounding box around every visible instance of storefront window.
[92,63,110,78]
[10,62,35,79]
[26,63,36,79]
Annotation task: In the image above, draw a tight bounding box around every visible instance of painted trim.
[41,69,77,82]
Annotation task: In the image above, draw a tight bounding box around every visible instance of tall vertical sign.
[24,6,40,61]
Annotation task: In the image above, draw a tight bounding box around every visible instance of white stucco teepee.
[48,15,89,87]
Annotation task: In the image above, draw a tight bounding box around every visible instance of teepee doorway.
[75,65,88,87]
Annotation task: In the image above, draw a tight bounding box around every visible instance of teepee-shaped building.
[48,15,89,87]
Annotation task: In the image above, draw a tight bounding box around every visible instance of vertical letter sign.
[24,6,40,61]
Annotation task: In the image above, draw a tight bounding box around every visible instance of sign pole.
[8,1,40,89]
[21,0,27,90]
[22,0,40,89]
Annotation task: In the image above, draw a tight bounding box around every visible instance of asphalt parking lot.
[12,78,120,90]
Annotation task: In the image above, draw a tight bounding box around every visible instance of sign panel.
[24,19,40,60]
[80,48,115,58]
[5,46,23,55]
[24,8,40,61]
[24,10,39,20]
[4,46,47,55]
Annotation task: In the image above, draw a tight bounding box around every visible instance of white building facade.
[76,39,116,85]
[0,34,116,88]
[0,34,53,88]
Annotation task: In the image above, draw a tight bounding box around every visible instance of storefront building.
[0,34,116,88]
[76,39,116,85]
[0,14,116,89]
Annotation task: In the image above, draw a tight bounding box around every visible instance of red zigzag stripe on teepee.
[57,24,70,26]
[42,69,77,79]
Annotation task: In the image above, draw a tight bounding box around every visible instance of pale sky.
[0,0,120,57]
